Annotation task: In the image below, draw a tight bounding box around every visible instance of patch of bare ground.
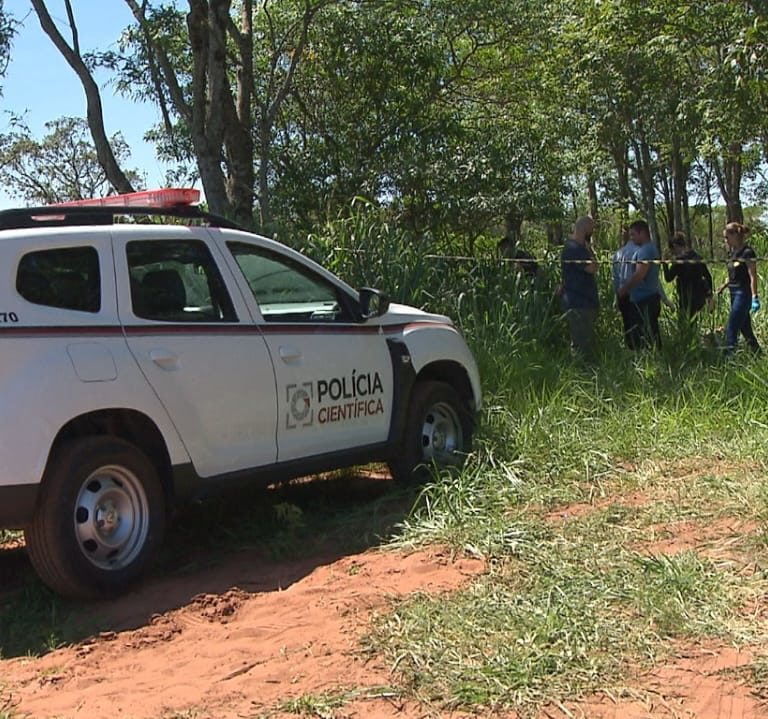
[546,642,765,719]
[637,517,760,561]
[544,488,652,524]
[1,546,484,719]
[544,456,756,526]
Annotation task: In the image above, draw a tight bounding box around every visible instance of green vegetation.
[302,214,768,714]
[2,2,768,716]
[9,2,768,240]
[273,686,401,718]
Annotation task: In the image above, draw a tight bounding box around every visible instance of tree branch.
[31,0,135,194]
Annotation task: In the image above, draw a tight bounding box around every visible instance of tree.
[0,116,141,204]
[28,0,767,239]
[101,0,335,230]
[0,0,14,80]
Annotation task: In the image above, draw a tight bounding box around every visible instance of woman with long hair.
[716,222,761,355]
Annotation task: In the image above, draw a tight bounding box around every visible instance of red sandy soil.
[1,545,485,719]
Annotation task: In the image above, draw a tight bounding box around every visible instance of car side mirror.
[358,287,390,320]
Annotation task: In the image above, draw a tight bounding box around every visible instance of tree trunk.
[608,140,638,227]
[706,175,714,258]
[587,172,598,220]
[504,209,523,246]
[221,0,255,227]
[631,130,662,249]
[257,118,273,231]
[712,143,745,224]
[659,165,673,238]
[546,221,563,246]
[670,136,688,236]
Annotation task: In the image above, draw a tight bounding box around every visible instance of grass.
[366,332,768,714]
[271,686,401,718]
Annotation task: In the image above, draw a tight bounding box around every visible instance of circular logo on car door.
[290,387,312,423]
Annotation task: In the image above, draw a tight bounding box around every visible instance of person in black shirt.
[715,222,760,355]
[663,232,713,318]
[498,236,539,278]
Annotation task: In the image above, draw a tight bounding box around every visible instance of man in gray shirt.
[612,228,637,348]
[618,220,662,349]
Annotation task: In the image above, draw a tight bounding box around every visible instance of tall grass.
[305,209,768,714]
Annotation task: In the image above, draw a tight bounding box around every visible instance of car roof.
[0,204,245,232]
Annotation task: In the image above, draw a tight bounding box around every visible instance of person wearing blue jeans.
[716,222,761,355]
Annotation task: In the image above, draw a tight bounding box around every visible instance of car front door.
[223,239,393,463]
[113,231,278,478]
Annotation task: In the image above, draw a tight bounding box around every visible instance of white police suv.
[0,190,481,597]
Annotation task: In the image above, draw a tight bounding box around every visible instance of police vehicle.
[0,190,481,597]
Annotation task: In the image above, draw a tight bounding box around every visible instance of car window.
[227,241,354,322]
[17,246,101,313]
[127,240,237,322]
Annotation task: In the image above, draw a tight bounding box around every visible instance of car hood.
[380,302,453,326]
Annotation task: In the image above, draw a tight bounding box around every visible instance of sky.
[0,0,171,209]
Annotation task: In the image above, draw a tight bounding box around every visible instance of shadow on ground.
[0,468,416,658]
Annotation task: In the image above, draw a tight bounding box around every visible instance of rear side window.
[127,239,237,322]
[17,247,101,313]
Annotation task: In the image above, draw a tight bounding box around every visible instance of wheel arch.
[415,360,477,413]
[48,409,174,511]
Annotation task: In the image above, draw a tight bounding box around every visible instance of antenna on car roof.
[0,188,247,231]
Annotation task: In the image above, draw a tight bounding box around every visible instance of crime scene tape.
[430,254,753,266]
[329,247,759,266]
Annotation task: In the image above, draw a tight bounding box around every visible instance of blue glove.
[752,296,761,313]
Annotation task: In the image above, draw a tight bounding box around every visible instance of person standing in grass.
[715,222,761,356]
[663,232,713,319]
[498,236,539,279]
[612,227,638,348]
[560,216,598,361]
[618,219,662,350]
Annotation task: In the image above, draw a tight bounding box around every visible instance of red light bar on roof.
[51,188,201,209]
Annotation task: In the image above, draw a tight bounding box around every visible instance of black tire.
[24,436,166,598]
[389,380,473,485]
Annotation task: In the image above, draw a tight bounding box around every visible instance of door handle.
[279,345,302,362]
[150,349,180,370]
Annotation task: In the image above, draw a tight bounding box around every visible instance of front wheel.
[389,380,473,485]
[25,437,166,598]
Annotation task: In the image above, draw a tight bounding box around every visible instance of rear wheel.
[25,437,166,598]
[389,380,473,485]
